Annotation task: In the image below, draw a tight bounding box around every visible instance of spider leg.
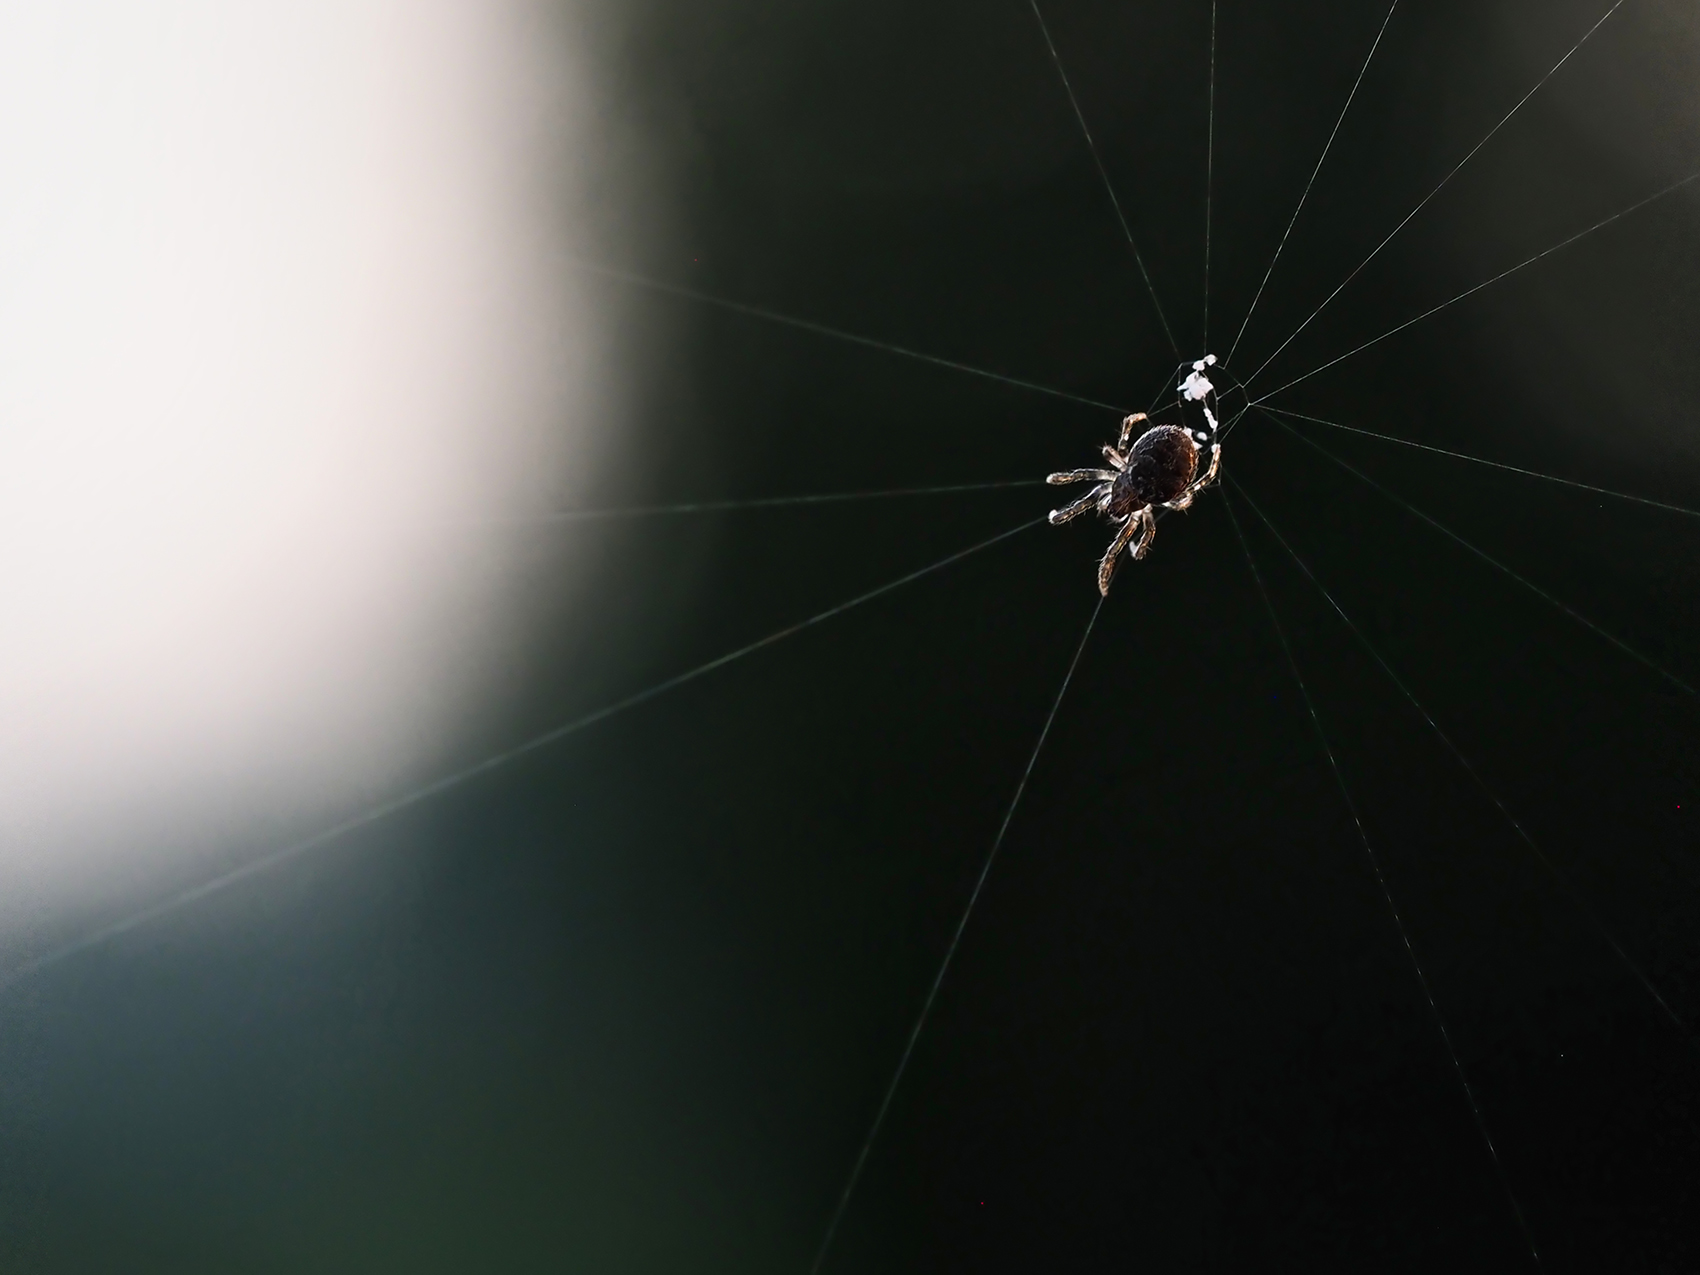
[1101,445,1128,470]
[1128,505,1157,560]
[1096,506,1154,595]
[1047,468,1117,486]
[1196,442,1222,489]
[1117,412,1148,450]
[1162,443,1223,512]
[1048,483,1109,525]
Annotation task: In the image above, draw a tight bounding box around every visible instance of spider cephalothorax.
[1047,408,1222,594]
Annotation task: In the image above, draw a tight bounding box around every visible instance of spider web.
[8,0,1700,1266]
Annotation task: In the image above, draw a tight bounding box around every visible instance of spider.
[1047,409,1222,594]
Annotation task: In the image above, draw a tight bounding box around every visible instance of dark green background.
[5,0,1700,1269]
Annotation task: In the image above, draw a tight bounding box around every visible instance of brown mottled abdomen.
[1106,425,1197,516]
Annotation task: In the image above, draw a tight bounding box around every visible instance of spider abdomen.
[1107,424,1197,516]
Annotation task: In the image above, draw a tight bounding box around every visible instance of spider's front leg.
[1096,506,1155,594]
[1117,412,1148,450]
[1128,505,1157,560]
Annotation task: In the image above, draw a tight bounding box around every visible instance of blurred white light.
[0,1,607,922]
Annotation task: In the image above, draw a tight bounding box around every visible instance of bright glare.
[0,1,604,921]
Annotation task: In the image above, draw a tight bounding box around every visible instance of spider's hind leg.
[1049,483,1108,525]
[1197,442,1222,489]
[1163,444,1223,514]
[1118,412,1148,449]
